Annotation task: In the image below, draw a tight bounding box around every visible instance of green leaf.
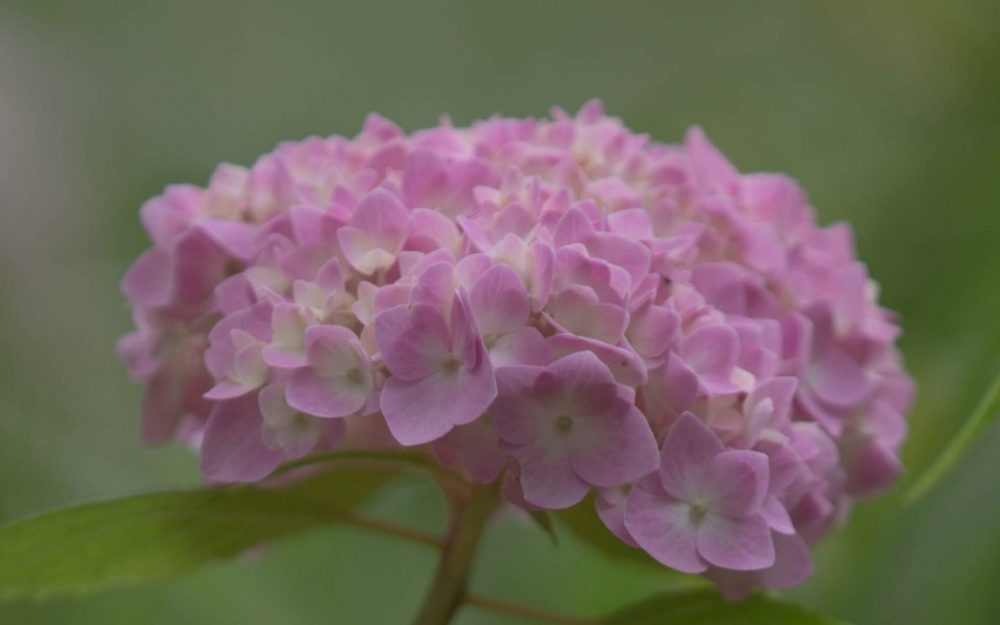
[601,588,850,624]
[554,494,685,576]
[0,461,402,601]
[906,365,1000,503]
[270,448,465,486]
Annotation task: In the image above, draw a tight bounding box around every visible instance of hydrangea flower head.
[119,101,914,597]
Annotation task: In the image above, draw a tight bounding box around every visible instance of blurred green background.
[1,1,999,623]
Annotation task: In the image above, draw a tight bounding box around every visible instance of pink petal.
[528,241,554,311]
[702,568,756,602]
[231,341,268,388]
[606,208,653,241]
[659,412,724,501]
[172,228,230,304]
[470,264,530,337]
[494,203,535,240]
[685,126,740,195]
[362,112,403,140]
[337,227,388,275]
[697,512,774,571]
[552,207,596,247]
[122,247,173,308]
[548,350,619,399]
[380,363,497,446]
[288,206,340,247]
[584,232,652,291]
[379,376,461,445]
[488,327,551,367]
[263,303,313,367]
[571,405,659,487]
[547,332,648,387]
[278,247,329,286]
[214,274,255,315]
[832,263,867,332]
[806,348,870,408]
[596,487,639,547]
[337,189,410,274]
[681,324,740,387]
[761,496,795,535]
[690,262,750,316]
[744,376,798,438]
[843,437,902,499]
[260,344,308,369]
[780,311,812,374]
[402,148,445,208]
[205,302,273,379]
[204,379,254,401]
[450,289,484,370]
[200,394,284,483]
[453,253,494,287]
[547,288,628,344]
[796,388,845,436]
[756,437,806,495]
[286,368,368,418]
[515,438,590,509]
[491,365,547,445]
[140,366,187,447]
[375,304,450,381]
[195,219,258,260]
[803,303,835,357]
[576,98,605,122]
[407,207,463,255]
[139,185,200,247]
[739,173,808,229]
[410,261,457,312]
[586,177,641,211]
[708,530,814,598]
[625,475,706,574]
[738,221,786,275]
[703,450,769,518]
[647,354,699,416]
[349,187,410,246]
[434,418,505,484]
[760,532,815,590]
[303,325,366,377]
[866,400,908,448]
[626,303,679,360]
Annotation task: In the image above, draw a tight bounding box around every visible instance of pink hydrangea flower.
[286,325,375,418]
[118,101,915,596]
[376,288,497,445]
[491,351,659,509]
[625,413,773,573]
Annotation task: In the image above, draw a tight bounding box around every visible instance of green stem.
[906,364,1000,503]
[465,593,598,625]
[411,482,501,625]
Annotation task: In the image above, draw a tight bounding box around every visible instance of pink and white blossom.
[626,413,774,573]
[491,351,659,509]
[375,292,496,445]
[119,101,914,595]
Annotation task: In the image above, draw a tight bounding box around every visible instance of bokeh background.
[1,1,999,623]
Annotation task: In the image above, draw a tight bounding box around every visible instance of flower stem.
[906,364,1000,503]
[465,593,598,625]
[411,482,501,625]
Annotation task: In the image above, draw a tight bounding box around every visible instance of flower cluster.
[119,101,913,597]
